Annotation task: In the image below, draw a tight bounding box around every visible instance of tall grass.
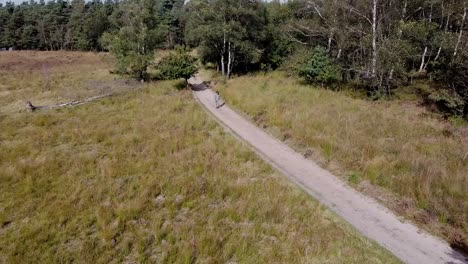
[0,51,121,113]
[0,52,399,263]
[220,71,468,247]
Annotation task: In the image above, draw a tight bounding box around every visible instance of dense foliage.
[157,47,197,82]
[282,0,467,117]
[184,0,268,78]
[1,0,467,118]
[0,0,184,51]
[298,46,341,86]
[0,0,115,50]
[100,0,169,80]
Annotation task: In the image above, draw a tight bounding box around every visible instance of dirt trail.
[189,76,467,264]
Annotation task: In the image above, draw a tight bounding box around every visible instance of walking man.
[215,91,222,108]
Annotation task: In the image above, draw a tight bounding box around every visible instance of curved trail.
[190,78,467,264]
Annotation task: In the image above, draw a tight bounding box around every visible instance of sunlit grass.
[220,71,468,247]
[0,51,123,113]
[0,52,399,263]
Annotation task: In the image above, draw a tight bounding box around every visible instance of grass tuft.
[348,173,362,185]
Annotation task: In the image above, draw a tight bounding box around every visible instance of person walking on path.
[214,91,224,108]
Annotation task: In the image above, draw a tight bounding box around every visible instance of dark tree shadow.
[190,81,210,91]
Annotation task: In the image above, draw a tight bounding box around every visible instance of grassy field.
[218,71,468,250]
[0,52,399,263]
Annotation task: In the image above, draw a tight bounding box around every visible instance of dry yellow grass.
[0,51,133,113]
[0,52,399,263]
[219,71,468,249]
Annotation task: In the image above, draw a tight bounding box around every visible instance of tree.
[185,0,268,79]
[101,0,167,81]
[453,3,466,58]
[158,0,185,47]
[283,0,393,88]
[0,2,14,48]
[83,0,114,51]
[158,46,197,83]
[0,0,117,51]
[260,1,293,70]
[65,0,88,50]
[298,46,341,86]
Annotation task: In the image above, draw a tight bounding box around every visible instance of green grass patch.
[348,173,362,185]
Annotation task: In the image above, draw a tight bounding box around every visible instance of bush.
[430,51,468,119]
[158,46,198,83]
[298,46,341,86]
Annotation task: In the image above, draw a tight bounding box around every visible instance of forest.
[0,0,467,119]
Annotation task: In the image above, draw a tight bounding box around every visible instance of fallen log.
[26,92,114,112]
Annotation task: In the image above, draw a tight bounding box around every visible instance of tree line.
[0,0,184,51]
[0,0,114,50]
[281,0,467,117]
[1,0,467,118]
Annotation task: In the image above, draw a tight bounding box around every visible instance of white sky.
[1,0,282,7]
[1,0,42,5]
[0,0,86,5]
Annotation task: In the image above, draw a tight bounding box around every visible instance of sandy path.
[189,77,467,264]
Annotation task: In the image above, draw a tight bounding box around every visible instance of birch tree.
[453,3,466,57]
[101,0,167,80]
[185,0,267,79]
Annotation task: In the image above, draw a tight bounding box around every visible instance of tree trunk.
[423,48,433,71]
[227,41,232,79]
[387,69,394,95]
[446,13,451,32]
[419,46,428,72]
[327,32,333,52]
[434,47,442,62]
[337,48,342,59]
[434,9,450,63]
[221,18,226,77]
[429,3,433,22]
[420,3,434,72]
[221,55,225,76]
[221,39,225,76]
[371,0,378,79]
[454,5,466,57]
[398,0,407,36]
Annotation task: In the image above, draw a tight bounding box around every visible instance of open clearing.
[0,52,400,263]
[215,71,468,255]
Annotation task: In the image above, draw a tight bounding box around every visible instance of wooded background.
[1,0,467,118]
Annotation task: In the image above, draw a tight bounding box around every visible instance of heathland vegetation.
[217,71,468,251]
[1,0,467,258]
[0,52,400,263]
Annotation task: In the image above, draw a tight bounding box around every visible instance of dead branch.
[26,93,114,112]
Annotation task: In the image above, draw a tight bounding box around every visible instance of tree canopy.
[100,0,169,80]
[1,0,467,118]
[157,46,197,82]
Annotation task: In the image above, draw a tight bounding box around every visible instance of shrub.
[298,46,341,86]
[158,47,198,83]
[430,52,468,119]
